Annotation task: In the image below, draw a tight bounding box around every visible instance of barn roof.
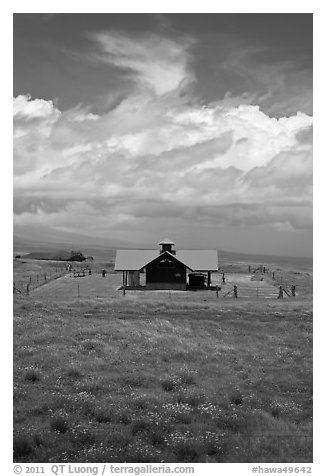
[115,250,158,271]
[115,249,218,271]
[177,250,218,271]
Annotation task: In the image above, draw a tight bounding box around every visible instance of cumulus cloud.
[13,94,312,234]
[13,94,59,120]
[13,31,313,247]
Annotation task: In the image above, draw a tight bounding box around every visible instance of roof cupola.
[159,238,176,255]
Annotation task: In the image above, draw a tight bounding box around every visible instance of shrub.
[71,427,97,447]
[13,435,33,459]
[173,411,193,424]
[213,407,243,432]
[67,367,83,379]
[161,376,181,392]
[107,427,132,449]
[131,418,152,435]
[201,431,226,457]
[269,400,302,419]
[81,339,104,353]
[179,369,197,386]
[162,402,193,425]
[230,389,243,406]
[150,428,166,446]
[171,437,202,462]
[123,440,163,463]
[161,368,197,393]
[32,433,44,447]
[94,407,113,424]
[175,390,206,407]
[123,374,153,388]
[50,411,70,433]
[132,395,156,410]
[270,403,281,418]
[116,408,132,425]
[24,368,41,382]
[166,430,226,462]
[161,379,176,392]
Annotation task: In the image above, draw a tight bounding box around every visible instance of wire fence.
[13,259,117,297]
[13,265,69,295]
[214,264,299,299]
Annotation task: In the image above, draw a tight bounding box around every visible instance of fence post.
[222,272,225,284]
[272,271,275,280]
[233,285,238,298]
[291,285,296,297]
[257,287,259,297]
[248,265,251,273]
[44,272,47,281]
[26,284,29,295]
[77,283,80,298]
[216,286,219,298]
[278,286,283,299]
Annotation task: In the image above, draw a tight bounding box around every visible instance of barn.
[115,238,218,290]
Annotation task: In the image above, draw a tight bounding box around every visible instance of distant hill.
[13,225,138,250]
[19,250,86,261]
[218,249,312,273]
[13,230,150,262]
[13,230,312,272]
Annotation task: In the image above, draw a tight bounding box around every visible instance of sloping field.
[13,266,313,463]
[13,259,68,294]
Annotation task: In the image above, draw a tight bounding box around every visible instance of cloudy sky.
[13,13,313,256]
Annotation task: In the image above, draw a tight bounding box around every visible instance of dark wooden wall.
[146,254,186,285]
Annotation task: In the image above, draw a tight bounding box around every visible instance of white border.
[5,3,321,475]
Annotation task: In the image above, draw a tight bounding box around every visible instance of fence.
[13,265,69,296]
[13,260,117,296]
[215,264,298,299]
[247,264,296,287]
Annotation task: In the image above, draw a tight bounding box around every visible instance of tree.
[69,250,86,262]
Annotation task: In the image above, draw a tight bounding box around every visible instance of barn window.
[158,258,175,268]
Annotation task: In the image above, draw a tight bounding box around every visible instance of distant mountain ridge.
[13,233,312,273]
[13,233,137,253]
[13,224,138,250]
[18,250,78,261]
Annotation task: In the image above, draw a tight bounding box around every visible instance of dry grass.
[13,254,313,463]
[13,276,312,463]
[13,259,69,294]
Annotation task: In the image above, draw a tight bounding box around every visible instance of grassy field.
[13,256,116,296]
[13,259,69,294]
[13,257,313,463]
